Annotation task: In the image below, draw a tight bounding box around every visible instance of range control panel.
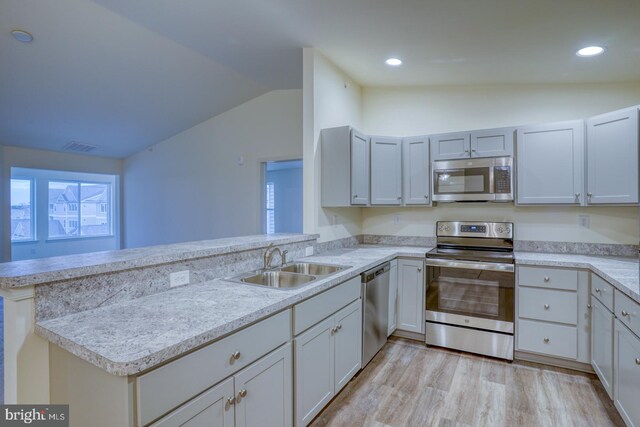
[436,221,513,239]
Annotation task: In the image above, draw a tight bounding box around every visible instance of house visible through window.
[262,159,303,234]
[10,178,34,242]
[48,181,112,238]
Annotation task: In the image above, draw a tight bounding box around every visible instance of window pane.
[48,182,79,238]
[10,179,33,241]
[80,183,111,236]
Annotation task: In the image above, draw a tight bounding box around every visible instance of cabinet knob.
[635,358,640,365]
[622,310,629,317]
[231,351,241,360]
[587,193,593,201]
[353,194,358,198]
[238,389,247,399]
[227,397,236,407]
[397,196,402,200]
[337,323,342,330]
[544,304,550,310]
[544,277,550,282]
[417,267,422,272]
[424,195,429,199]
[471,149,477,152]
[331,326,337,334]
[595,288,601,293]
[544,337,550,343]
[587,304,592,309]
[575,192,581,199]
[464,150,470,153]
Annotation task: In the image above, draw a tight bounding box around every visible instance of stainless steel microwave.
[432,156,513,202]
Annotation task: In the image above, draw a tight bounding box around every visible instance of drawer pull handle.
[622,310,629,317]
[238,389,247,399]
[544,337,550,343]
[543,277,550,282]
[595,288,601,293]
[231,351,241,360]
[636,358,640,365]
[544,304,550,310]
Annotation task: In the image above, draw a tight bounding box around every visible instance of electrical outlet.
[578,214,590,229]
[394,214,401,225]
[170,270,190,288]
[305,246,314,256]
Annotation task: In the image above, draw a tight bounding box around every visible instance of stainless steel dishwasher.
[361,262,390,367]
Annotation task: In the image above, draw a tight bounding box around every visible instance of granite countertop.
[516,252,639,302]
[35,245,429,376]
[0,234,317,289]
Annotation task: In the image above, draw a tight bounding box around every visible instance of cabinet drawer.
[592,273,614,311]
[293,276,361,335]
[616,290,640,339]
[518,287,577,325]
[517,319,577,360]
[518,266,577,290]
[136,309,291,426]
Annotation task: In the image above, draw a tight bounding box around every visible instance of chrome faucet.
[263,244,288,269]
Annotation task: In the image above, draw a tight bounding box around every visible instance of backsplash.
[35,240,311,321]
[514,240,639,257]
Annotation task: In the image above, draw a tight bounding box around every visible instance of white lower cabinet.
[591,297,614,398]
[614,319,640,427]
[387,260,398,336]
[153,343,292,427]
[397,258,425,334]
[294,299,362,426]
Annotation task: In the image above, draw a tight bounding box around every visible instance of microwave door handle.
[489,166,495,193]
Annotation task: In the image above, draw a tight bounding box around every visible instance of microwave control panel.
[494,166,511,194]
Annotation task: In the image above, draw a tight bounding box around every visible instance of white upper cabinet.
[430,131,470,160]
[470,127,514,157]
[321,126,369,207]
[370,136,402,205]
[516,120,585,205]
[586,106,639,205]
[402,136,430,205]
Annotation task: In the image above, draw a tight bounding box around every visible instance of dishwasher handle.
[363,262,391,283]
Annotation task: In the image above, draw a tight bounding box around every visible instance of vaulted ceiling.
[2,0,639,158]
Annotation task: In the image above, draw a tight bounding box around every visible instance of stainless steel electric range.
[425,221,515,360]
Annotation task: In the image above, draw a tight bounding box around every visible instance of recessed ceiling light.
[385,58,402,66]
[576,46,605,57]
[11,29,34,43]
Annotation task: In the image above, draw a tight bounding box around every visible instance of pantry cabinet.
[370,136,402,205]
[516,120,585,205]
[321,126,370,207]
[586,106,639,205]
[396,258,425,334]
[294,299,362,426]
[402,136,430,205]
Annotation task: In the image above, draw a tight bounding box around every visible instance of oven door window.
[426,266,514,323]
[433,168,490,194]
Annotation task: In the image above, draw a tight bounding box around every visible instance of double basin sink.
[229,262,351,290]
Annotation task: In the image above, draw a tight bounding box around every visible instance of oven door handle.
[425,258,514,272]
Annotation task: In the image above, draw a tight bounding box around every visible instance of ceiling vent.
[62,141,97,153]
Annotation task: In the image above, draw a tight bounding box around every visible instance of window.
[48,181,112,239]
[10,179,34,241]
[266,182,275,234]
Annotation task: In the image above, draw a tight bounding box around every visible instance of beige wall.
[303,49,363,242]
[360,83,640,243]
[123,89,303,248]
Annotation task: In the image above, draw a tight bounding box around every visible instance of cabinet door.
[516,120,585,205]
[151,377,235,427]
[402,136,430,205]
[294,317,334,426]
[235,343,292,427]
[587,107,639,204]
[397,259,425,333]
[350,130,370,205]
[430,132,470,160]
[591,297,614,399]
[333,300,362,393]
[614,320,640,427]
[470,127,514,158]
[388,260,398,336]
[370,137,402,205]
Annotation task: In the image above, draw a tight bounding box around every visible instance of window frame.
[10,176,36,243]
[47,179,114,241]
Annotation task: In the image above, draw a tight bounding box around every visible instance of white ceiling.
[2,0,639,158]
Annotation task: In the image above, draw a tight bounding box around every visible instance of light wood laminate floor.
[311,337,624,427]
